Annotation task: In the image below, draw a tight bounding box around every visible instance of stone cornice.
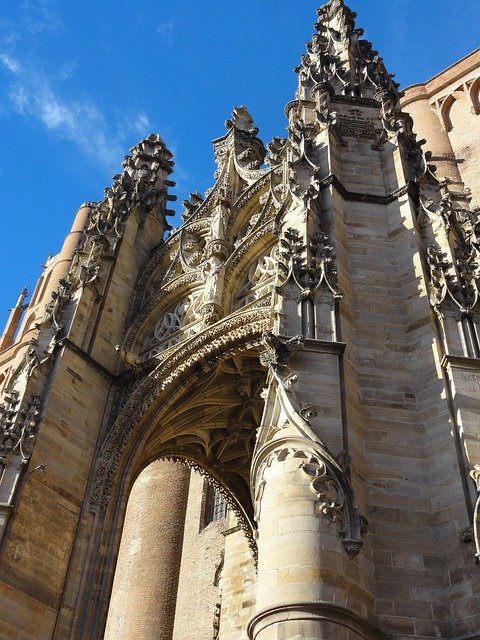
[247,602,391,640]
[302,337,346,355]
[0,503,14,514]
[321,174,412,205]
[60,338,115,380]
[441,354,480,373]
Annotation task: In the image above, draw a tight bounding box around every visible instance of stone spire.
[295,0,399,101]
[0,288,28,352]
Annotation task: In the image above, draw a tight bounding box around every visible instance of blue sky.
[0,0,479,327]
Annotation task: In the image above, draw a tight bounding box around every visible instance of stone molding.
[322,173,411,205]
[247,602,391,640]
[441,353,480,372]
[59,338,115,379]
[90,310,272,513]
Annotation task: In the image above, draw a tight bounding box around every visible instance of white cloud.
[55,61,77,81]
[9,83,29,112]
[0,3,153,172]
[132,112,151,134]
[0,53,21,75]
[5,69,152,169]
[21,0,63,35]
[156,22,174,44]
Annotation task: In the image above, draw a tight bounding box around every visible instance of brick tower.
[1,1,480,639]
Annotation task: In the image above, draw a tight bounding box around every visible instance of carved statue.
[202,256,224,304]
[211,203,228,242]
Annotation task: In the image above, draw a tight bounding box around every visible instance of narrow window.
[204,483,227,526]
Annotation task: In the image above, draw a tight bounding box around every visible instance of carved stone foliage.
[423,195,480,317]
[276,228,340,299]
[266,137,288,168]
[287,117,322,207]
[40,276,73,332]
[0,390,41,466]
[77,134,175,289]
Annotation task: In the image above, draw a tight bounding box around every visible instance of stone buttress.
[0,1,480,639]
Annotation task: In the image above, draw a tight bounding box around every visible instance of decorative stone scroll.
[254,444,366,559]
[303,457,367,558]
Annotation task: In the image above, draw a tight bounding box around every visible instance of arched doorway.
[103,460,257,640]
[89,348,266,640]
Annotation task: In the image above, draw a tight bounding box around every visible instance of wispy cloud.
[20,0,63,35]
[116,109,152,138]
[55,60,77,81]
[156,22,174,45]
[0,53,21,74]
[0,2,154,172]
[1,56,152,169]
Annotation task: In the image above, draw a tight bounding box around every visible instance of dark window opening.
[204,483,227,526]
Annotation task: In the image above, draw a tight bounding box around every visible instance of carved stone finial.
[225,106,259,136]
[294,0,399,102]
[213,106,266,175]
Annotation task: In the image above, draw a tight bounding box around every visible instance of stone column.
[248,447,370,640]
[46,202,93,294]
[103,459,191,640]
[402,85,463,189]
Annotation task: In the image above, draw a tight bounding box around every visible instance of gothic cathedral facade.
[1,1,480,638]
